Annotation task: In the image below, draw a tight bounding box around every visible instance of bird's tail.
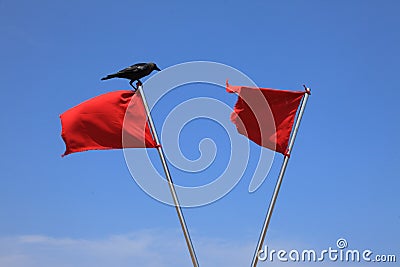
[100,74,115,81]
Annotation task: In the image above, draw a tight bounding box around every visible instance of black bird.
[101,62,161,89]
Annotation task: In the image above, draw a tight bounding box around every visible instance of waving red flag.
[227,82,305,155]
[60,90,156,156]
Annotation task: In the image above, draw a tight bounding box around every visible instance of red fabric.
[227,83,304,154]
[60,90,156,156]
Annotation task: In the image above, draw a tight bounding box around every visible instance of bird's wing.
[117,63,148,74]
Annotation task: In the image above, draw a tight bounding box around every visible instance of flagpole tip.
[303,84,311,95]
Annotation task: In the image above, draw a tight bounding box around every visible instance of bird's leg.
[129,80,137,91]
[136,80,143,88]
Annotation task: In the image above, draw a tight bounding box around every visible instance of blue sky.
[1,0,399,266]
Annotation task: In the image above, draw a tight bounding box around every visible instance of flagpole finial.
[303,84,311,95]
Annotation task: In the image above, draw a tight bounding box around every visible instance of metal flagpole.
[250,85,311,267]
[136,84,200,267]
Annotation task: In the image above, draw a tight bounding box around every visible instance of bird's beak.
[155,66,161,71]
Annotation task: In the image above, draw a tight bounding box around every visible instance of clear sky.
[0,0,399,266]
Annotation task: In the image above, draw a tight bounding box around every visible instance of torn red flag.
[227,82,305,155]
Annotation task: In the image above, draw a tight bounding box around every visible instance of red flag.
[60,90,157,156]
[227,82,305,155]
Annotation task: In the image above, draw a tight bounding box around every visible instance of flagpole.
[136,84,200,267]
[250,85,311,267]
